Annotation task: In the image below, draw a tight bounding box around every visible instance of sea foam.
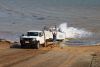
[59,22,92,38]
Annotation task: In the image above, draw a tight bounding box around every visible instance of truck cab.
[20,30,45,49]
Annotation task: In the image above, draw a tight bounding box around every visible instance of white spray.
[59,22,92,38]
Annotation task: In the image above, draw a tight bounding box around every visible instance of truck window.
[27,32,38,36]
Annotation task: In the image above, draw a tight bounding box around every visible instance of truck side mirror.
[39,33,43,37]
[41,33,43,36]
[22,34,24,36]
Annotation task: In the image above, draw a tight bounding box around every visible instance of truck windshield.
[27,32,38,36]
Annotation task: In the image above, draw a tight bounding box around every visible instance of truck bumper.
[20,40,38,45]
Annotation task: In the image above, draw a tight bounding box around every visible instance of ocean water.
[0,0,100,43]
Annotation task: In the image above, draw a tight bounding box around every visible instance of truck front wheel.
[35,42,40,49]
[21,44,25,48]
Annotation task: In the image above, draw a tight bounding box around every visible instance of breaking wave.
[59,22,92,38]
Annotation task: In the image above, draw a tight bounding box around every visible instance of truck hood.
[21,36,38,38]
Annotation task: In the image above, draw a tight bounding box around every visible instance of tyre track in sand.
[0,48,50,67]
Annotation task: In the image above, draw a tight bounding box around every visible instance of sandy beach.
[0,0,100,67]
[0,40,100,67]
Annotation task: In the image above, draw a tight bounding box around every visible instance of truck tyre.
[21,44,25,48]
[35,42,40,49]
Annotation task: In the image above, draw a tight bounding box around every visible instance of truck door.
[39,32,44,44]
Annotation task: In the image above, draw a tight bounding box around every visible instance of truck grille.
[23,38,33,41]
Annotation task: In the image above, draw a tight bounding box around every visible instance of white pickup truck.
[20,30,53,49]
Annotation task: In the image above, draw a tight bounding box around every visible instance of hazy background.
[0,0,100,42]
